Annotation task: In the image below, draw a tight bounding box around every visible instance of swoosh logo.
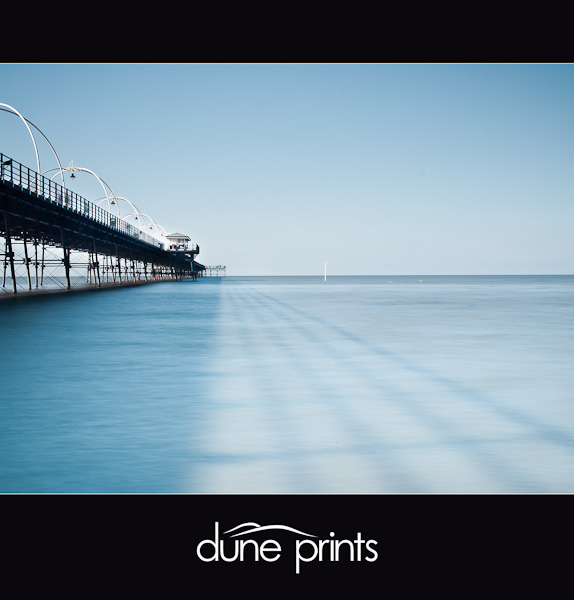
[223,522,317,538]
[224,522,261,534]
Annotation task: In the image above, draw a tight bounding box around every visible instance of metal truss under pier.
[203,265,226,277]
[1,153,202,295]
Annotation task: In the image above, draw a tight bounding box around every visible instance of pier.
[0,104,205,296]
[1,153,203,295]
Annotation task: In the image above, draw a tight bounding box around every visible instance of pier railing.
[0,153,163,250]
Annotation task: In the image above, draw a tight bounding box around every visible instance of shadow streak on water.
[256,288,574,449]
[194,276,573,493]
[243,288,567,492]
[237,289,431,492]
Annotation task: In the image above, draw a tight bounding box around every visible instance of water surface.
[0,275,572,493]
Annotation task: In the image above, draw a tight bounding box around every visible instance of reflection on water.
[0,276,572,493]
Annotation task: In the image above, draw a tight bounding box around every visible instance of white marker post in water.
[324,260,328,281]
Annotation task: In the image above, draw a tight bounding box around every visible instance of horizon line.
[217,273,573,277]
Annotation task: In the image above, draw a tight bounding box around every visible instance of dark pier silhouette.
[1,153,204,295]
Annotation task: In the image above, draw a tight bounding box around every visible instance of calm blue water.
[0,275,572,493]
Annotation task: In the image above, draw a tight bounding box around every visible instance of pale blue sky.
[1,63,572,275]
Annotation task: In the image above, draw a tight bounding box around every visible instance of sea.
[0,275,572,493]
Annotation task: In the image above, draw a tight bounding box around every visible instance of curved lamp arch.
[122,211,168,239]
[45,165,116,203]
[95,195,142,219]
[0,103,41,176]
[0,105,67,187]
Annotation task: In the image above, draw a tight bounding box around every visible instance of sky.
[1,63,572,275]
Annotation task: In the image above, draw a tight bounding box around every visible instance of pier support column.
[61,229,71,289]
[130,251,136,282]
[87,251,92,284]
[34,239,39,288]
[4,212,17,293]
[23,235,32,290]
[115,246,122,284]
[2,236,8,289]
[40,240,45,287]
[93,240,101,287]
